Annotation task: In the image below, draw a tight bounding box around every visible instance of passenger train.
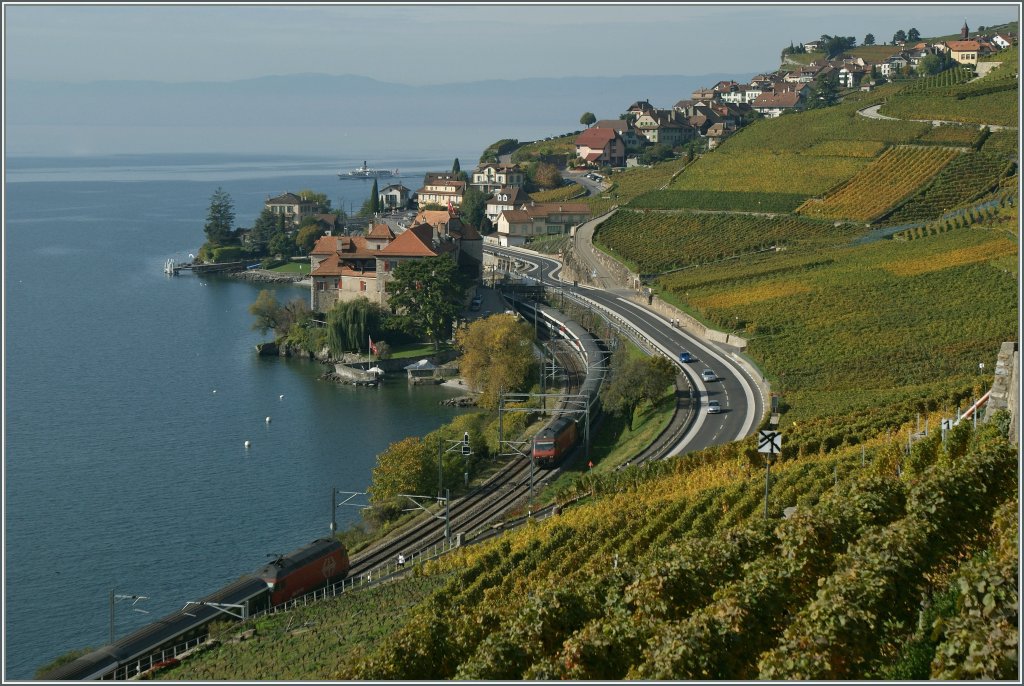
[40,538,349,680]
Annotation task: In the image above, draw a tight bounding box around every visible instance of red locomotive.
[532,416,578,467]
[257,538,350,606]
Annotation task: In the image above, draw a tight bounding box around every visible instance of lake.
[4,153,477,679]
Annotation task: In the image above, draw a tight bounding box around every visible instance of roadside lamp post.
[110,590,149,644]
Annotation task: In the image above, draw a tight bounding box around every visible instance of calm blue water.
[3,153,477,679]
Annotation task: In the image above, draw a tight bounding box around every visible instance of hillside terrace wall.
[985,340,1019,443]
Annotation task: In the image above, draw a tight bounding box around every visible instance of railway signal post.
[758,430,782,519]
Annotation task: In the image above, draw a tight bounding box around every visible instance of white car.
[706,400,721,414]
[701,369,717,382]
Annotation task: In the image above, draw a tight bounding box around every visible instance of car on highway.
[706,399,721,414]
[701,369,717,382]
[679,351,696,363]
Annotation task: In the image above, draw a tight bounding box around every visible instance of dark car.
[679,351,696,363]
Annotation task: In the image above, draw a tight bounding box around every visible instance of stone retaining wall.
[986,340,1019,443]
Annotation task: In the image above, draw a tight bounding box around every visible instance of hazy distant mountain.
[6,72,751,156]
[8,72,748,127]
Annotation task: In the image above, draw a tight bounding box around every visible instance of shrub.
[212,245,245,263]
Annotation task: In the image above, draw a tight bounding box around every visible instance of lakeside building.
[265,192,320,227]
[309,213,481,313]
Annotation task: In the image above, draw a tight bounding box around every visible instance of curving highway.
[489,244,765,456]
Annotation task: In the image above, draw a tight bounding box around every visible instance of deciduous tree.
[249,290,311,338]
[387,255,466,350]
[907,27,920,42]
[456,314,536,410]
[295,223,326,255]
[531,162,563,190]
[601,353,677,431]
[368,436,435,504]
[580,112,596,128]
[864,33,875,45]
[893,29,907,44]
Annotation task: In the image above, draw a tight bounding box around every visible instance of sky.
[3,2,1019,85]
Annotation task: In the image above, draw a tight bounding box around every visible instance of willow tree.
[325,297,386,355]
[455,313,535,410]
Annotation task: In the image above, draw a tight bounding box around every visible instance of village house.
[264,192,319,227]
[634,109,694,147]
[410,208,483,277]
[750,90,805,118]
[992,33,1015,49]
[495,202,591,247]
[944,40,981,65]
[593,119,645,150]
[310,221,475,312]
[378,184,412,211]
[574,127,626,167]
[485,186,530,223]
[415,174,466,210]
[691,86,717,102]
[879,53,909,78]
[471,163,526,193]
[626,99,656,118]
[713,80,745,104]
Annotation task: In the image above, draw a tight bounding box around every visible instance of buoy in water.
[279,394,284,400]
[244,440,251,449]
[265,416,271,423]
[213,389,217,394]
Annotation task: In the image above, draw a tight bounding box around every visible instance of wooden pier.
[165,260,248,276]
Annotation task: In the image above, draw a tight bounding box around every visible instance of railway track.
[347,337,587,577]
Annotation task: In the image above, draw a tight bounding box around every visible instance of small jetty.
[165,259,247,276]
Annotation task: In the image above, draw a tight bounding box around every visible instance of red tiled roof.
[523,202,590,218]
[377,223,439,257]
[575,128,617,148]
[310,234,340,255]
[266,192,304,204]
[583,151,603,162]
[946,40,980,51]
[367,223,396,240]
[500,210,531,223]
[311,254,344,276]
[752,91,801,108]
[413,210,454,228]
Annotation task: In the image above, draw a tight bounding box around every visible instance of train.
[40,538,349,681]
[532,416,579,467]
[507,296,606,469]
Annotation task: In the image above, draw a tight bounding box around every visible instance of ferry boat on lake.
[339,161,398,179]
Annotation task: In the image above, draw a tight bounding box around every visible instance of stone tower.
[961,21,969,39]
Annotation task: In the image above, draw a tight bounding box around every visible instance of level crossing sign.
[758,430,782,455]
